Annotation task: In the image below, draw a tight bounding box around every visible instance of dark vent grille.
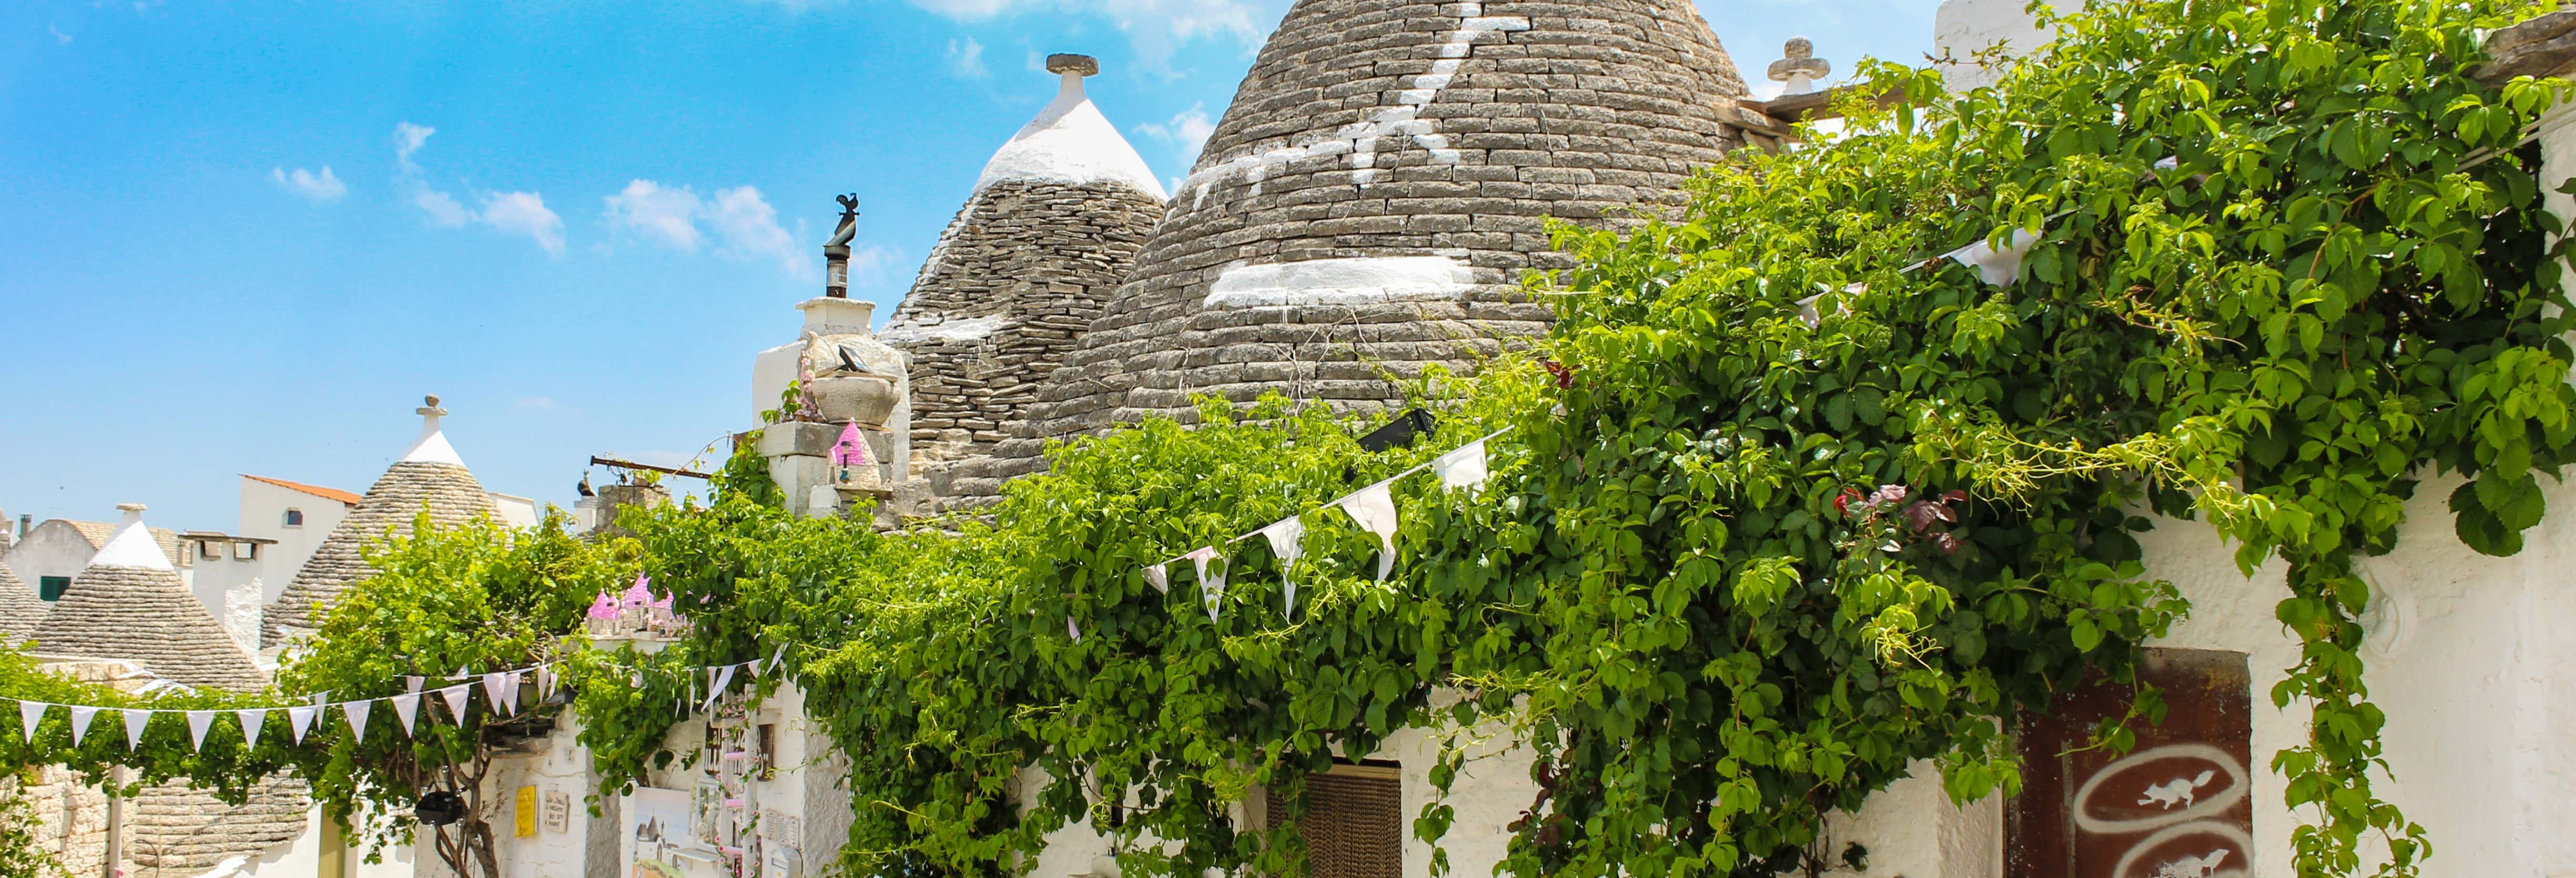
[1267,767,1403,878]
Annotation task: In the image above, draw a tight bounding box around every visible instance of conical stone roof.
[983,0,1759,482]
[0,560,44,645]
[886,55,1168,497]
[31,508,266,691]
[261,397,498,648]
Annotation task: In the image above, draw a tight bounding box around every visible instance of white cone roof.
[974,72,1167,200]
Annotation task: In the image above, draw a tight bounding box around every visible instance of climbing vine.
[3,1,2569,877]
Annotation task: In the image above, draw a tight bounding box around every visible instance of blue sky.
[0,0,1941,533]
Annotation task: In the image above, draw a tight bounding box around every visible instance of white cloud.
[414,189,472,227]
[707,186,814,280]
[946,37,989,79]
[603,180,706,250]
[1135,103,1216,164]
[49,24,72,44]
[480,191,566,256]
[394,122,434,172]
[271,166,348,203]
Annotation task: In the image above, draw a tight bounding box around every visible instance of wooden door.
[2007,648,2255,877]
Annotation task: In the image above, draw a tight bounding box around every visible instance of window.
[38,577,69,602]
[234,542,257,561]
[283,508,304,527]
[199,540,220,560]
[1266,763,1403,878]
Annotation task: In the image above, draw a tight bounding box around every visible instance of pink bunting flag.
[343,700,373,744]
[287,706,316,744]
[185,710,216,751]
[1184,546,1226,621]
[391,693,422,737]
[68,707,97,746]
[439,685,471,721]
[17,701,44,744]
[1335,480,1401,581]
[1258,516,1307,618]
[237,709,267,748]
[120,709,152,751]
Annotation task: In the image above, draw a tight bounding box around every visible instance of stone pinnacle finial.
[1768,37,1830,95]
[1046,54,1099,77]
[116,503,147,516]
[418,394,447,417]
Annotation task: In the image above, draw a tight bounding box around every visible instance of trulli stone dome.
[32,506,266,691]
[887,54,1168,492]
[261,397,499,648]
[945,0,1765,500]
[0,559,44,645]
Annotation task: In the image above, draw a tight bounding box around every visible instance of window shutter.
[1267,765,1403,878]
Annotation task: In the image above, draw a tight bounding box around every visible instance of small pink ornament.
[831,421,871,467]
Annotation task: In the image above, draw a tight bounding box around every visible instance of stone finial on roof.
[400,393,465,466]
[1046,53,1099,77]
[1770,37,1830,95]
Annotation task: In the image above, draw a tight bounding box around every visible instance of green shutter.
[38,576,69,601]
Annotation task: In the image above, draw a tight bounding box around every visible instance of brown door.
[2007,648,2255,877]
[1267,763,1404,878]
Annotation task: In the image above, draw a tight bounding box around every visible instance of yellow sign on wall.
[515,785,537,838]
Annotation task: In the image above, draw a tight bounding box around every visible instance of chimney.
[15,514,28,540]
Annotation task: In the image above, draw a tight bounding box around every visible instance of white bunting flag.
[767,645,787,675]
[1433,440,1492,494]
[483,672,515,717]
[705,665,737,711]
[236,709,267,748]
[1257,516,1307,617]
[343,700,372,743]
[186,710,216,751]
[536,666,557,699]
[68,706,98,746]
[1184,547,1226,621]
[287,706,317,744]
[405,676,425,695]
[1948,228,2041,287]
[1336,479,1402,580]
[439,685,471,721]
[1067,616,1081,642]
[743,659,761,679]
[310,691,330,707]
[121,709,152,751]
[391,693,422,737]
[1143,563,1169,594]
[17,701,45,744]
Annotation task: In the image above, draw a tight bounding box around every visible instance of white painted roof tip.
[399,395,469,467]
[90,515,174,571]
[973,70,1169,201]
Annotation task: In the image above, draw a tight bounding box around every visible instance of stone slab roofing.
[261,402,497,648]
[31,519,266,691]
[941,0,1762,502]
[0,560,43,644]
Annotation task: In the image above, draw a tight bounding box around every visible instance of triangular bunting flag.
[1143,563,1169,594]
[343,700,372,744]
[439,685,471,721]
[1258,516,1307,617]
[186,710,217,751]
[1336,480,1402,580]
[17,701,45,744]
[483,672,515,717]
[1948,228,2041,287]
[287,706,316,744]
[237,709,267,748]
[767,645,787,675]
[707,664,737,710]
[535,666,557,699]
[743,659,761,679]
[500,671,522,713]
[121,709,152,751]
[405,676,425,695]
[392,693,422,737]
[1184,546,1226,621]
[1432,440,1492,493]
[310,691,331,707]
[69,706,98,746]
[1067,616,1081,642]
